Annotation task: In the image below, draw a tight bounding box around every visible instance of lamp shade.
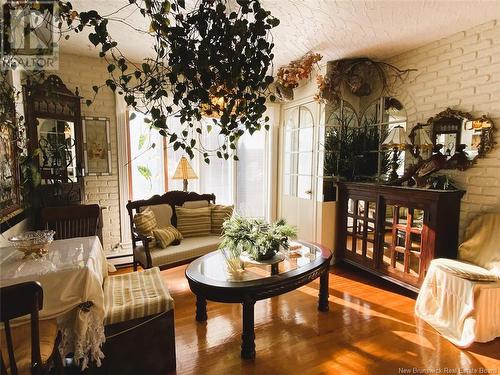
[172,156,198,180]
[382,125,412,150]
[413,128,434,149]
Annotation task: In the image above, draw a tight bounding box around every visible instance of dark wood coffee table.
[185,241,332,359]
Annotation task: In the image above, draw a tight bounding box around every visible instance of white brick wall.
[389,19,500,239]
[56,53,121,252]
[53,19,500,249]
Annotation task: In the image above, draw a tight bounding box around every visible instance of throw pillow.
[175,206,212,238]
[133,208,158,237]
[183,200,210,209]
[153,226,183,248]
[140,204,173,228]
[211,204,234,235]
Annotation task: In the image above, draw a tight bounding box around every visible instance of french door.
[280,101,317,242]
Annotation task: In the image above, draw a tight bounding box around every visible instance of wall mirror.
[419,108,496,170]
[320,96,407,182]
[36,118,78,182]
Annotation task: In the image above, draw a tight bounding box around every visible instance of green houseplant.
[220,216,297,261]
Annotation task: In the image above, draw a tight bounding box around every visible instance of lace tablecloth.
[0,236,108,368]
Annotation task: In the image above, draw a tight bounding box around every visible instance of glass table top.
[192,242,323,283]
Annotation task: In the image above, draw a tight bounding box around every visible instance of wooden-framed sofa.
[126,190,219,270]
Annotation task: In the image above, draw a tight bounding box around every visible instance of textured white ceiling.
[60,0,500,68]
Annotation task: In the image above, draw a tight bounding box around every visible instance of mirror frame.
[424,107,496,170]
[23,74,84,204]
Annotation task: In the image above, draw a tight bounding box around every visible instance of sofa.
[126,191,223,270]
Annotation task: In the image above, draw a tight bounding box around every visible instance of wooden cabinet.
[336,182,464,291]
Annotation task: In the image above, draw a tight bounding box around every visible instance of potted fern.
[220,216,297,261]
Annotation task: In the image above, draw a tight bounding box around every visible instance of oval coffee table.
[185,241,332,359]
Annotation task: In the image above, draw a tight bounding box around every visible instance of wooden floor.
[114,264,500,375]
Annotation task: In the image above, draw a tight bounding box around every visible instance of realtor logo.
[1,1,59,70]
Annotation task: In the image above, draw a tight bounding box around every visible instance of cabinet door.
[344,196,377,267]
[379,202,425,286]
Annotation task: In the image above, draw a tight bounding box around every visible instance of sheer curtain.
[129,115,268,214]
[128,112,165,200]
[197,120,233,204]
[165,118,233,204]
[236,130,268,218]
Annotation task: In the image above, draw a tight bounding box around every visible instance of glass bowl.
[8,230,56,258]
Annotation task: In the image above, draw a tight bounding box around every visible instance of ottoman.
[100,267,175,374]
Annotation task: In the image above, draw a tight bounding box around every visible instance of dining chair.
[0,281,63,375]
[41,204,102,244]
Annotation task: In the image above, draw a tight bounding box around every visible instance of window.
[128,113,269,215]
[236,130,268,218]
[128,112,166,200]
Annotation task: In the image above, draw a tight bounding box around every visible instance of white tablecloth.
[415,261,500,347]
[0,236,108,368]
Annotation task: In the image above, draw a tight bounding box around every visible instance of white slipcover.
[415,213,500,347]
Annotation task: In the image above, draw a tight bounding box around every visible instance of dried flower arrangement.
[275,52,323,100]
[314,58,415,106]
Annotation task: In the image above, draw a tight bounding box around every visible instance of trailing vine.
[1,0,280,162]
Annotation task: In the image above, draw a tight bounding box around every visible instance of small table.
[185,241,332,359]
[0,236,108,368]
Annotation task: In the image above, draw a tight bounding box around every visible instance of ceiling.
[60,0,500,68]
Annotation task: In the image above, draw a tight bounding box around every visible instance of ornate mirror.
[24,75,84,205]
[424,108,496,170]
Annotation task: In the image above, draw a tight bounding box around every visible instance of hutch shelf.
[335,182,465,291]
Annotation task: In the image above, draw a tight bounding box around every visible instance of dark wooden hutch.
[335,182,465,291]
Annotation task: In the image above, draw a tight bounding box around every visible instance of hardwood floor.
[113,264,500,375]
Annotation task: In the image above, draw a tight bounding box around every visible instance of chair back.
[126,191,215,248]
[0,282,44,375]
[41,204,102,243]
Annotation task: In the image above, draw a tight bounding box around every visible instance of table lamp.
[382,125,412,181]
[412,127,434,159]
[172,156,198,192]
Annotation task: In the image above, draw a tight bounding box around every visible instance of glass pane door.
[345,197,377,265]
[382,202,425,281]
[282,104,314,200]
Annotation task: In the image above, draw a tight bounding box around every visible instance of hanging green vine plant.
[2,0,280,162]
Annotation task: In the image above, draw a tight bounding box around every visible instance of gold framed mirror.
[423,108,496,170]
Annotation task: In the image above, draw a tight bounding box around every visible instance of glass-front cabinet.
[345,197,377,267]
[381,203,426,285]
[336,182,464,290]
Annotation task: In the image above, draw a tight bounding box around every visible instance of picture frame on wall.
[82,117,112,176]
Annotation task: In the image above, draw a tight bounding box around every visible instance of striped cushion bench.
[100,267,176,374]
[104,267,174,325]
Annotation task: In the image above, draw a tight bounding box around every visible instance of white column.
[115,93,131,245]
[266,102,281,221]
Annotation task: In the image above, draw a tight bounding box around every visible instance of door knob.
[305,190,312,195]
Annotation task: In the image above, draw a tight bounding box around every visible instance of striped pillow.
[175,206,212,238]
[183,200,209,209]
[211,204,234,234]
[133,208,158,237]
[153,226,183,248]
